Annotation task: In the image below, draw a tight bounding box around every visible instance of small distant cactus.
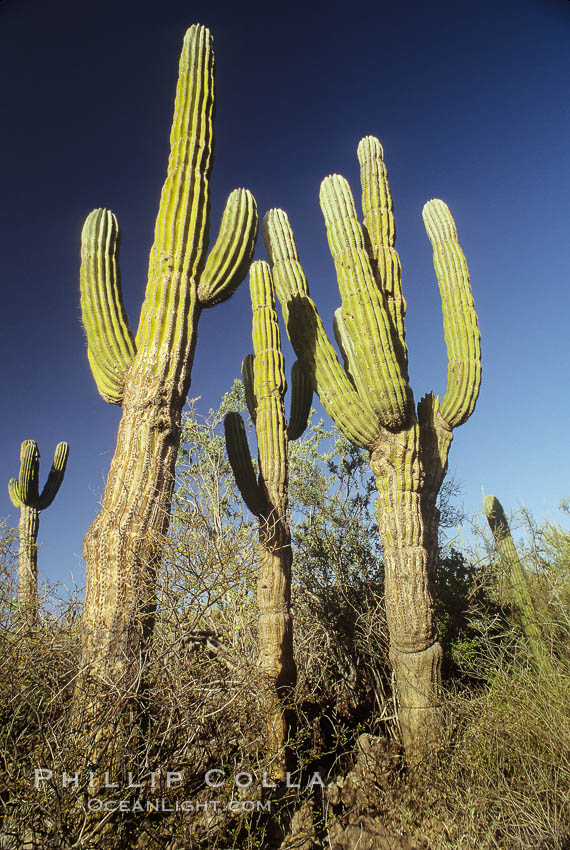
[9,440,69,624]
[263,136,481,757]
[224,261,312,776]
[77,25,257,718]
[484,495,553,672]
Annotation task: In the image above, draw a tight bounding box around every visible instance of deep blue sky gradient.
[1,0,568,586]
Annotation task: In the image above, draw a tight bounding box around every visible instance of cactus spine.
[78,25,257,717]
[9,440,69,623]
[484,495,553,672]
[263,136,481,758]
[224,260,312,777]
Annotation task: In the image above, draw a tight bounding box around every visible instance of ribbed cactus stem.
[225,260,311,777]
[484,495,553,672]
[76,25,257,733]
[263,209,378,448]
[263,136,481,759]
[423,200,481,428]
[357,136,407,348]
[319,174,411,429]
[8,440,69,624]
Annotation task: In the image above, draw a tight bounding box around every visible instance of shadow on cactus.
[224,260,312,777]
[263,135,481,759]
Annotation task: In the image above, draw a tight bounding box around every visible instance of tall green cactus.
[9,440,69,624]
[224,260,312,777]
[263,136,481,758]
[77,25,257,718]
[484,495,553,672]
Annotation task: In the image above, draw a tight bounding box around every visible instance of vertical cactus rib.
[262,209,378,448]
[264,136,482,760]
[198,188,258,306]
[422,199,481,428]
[357,136,407,350]
[484,495,553,672]
[80,209,136,405]
[320,174,411,429]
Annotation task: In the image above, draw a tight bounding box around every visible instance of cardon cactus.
[263,136,481,758]
[9,440,69,623]
[78,25,257,719]
[224,260,311,777]
[484,495,553,672]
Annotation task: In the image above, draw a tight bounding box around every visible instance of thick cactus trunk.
[371,425,443,754]
[80,354,196,694]
[18,506,39,625]
[257,510,296,773]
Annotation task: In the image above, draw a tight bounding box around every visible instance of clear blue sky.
[1,0,568,587]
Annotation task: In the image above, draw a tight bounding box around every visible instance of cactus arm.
[241,354,257,424]
[37,442,69,511]
[422,200,481,429]
[198,188,258,306]
[484,495,553,671]
[80,209,136,405]
[224,412,266,515]
[8,478,21,508]
[262,209,378,448]
[319,174,411,429]
[357,136,407,349]
[135,24,214,377]
[286,360,312,442]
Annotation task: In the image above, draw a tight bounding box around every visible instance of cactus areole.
[263,137,481,758]
[78,26,257,709]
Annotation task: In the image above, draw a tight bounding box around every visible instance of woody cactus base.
[9,440,69,624]
[225,261,311,776]
[77,24,257,728]
[263,136,481,758]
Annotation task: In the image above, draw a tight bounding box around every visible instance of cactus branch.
[80,209,136,405]
[199,188,258,306]
[422,200,481,428]
[224,412,266,516]
[287,361,312,441]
